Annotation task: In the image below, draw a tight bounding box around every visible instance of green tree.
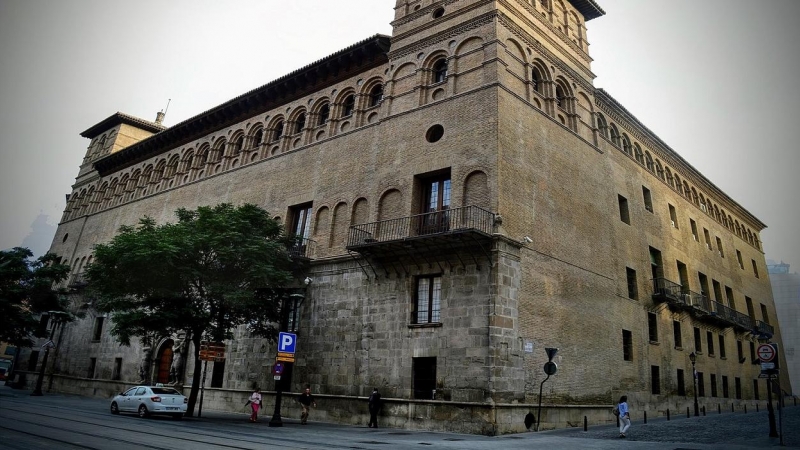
[86,204,295,416]
[0,247,71,347]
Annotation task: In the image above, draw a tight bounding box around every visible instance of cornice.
[391,0,464,27]
[389,10,498,60]
[80,112,165,139]
[93,35,391,177]
[595,89,766,230]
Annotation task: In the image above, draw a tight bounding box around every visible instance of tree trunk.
[185,333,203,416]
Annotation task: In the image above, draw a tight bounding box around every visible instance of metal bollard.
[644,411,647,424]
[744,404,747,414]
[731,403,734,413]
[718,404,722,414]
[583,416,587,432]
[756,404,759,412]
[667,409,670,421]
[794,398,797,407]
[702,406,706,416]
[687,407,690,418]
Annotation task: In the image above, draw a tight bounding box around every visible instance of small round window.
[432,7,445,19]
[426,125,444,143]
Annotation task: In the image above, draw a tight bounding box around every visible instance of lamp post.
[689,351,699,417]
[535,347,558,432]
[269,279,310,427]
[31,311,71,396]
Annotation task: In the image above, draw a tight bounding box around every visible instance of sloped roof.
[80,112,165,139]
[568,0,605,21]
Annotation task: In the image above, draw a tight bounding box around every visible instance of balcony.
[287,237,316,260]
[346,206,496,276]
[652,277,768,336]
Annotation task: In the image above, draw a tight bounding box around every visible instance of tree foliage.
[85,203,296,415]
[0,248,71,347]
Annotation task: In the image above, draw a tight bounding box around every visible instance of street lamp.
[689,351,699,417]
[31,311,72,396]
[269,280,310,427]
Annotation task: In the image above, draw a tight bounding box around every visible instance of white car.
[110,386,187,419]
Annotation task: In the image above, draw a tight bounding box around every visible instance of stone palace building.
[21,0,789,434]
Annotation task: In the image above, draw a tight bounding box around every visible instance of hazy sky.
[1,0,798,272]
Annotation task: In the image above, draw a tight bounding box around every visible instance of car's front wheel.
[138,405,150,418]
[110,402,119,415]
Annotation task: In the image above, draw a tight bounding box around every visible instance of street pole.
[269,378,284,427]
[690,352,699,417]
[31,320,60,397]
[198,361,208,418]
[535,373,551,432]
[767,376,778,437]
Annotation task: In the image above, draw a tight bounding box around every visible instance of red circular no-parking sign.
[757,344,776,362]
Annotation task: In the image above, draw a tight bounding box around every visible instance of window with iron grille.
[622,330,632,361]
[414,275,442,324]
[677,369,686,396]
[719,334,726,358]
[651,366,661,394]
[694,327,702,353]
[673,321,682,348]
[710,374,718,397]
[722,376,729,398]
[697,372,705,397]
[648,312,658,342]
[626,267,638,300]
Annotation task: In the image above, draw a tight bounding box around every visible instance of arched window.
[622,135,633,155]
[596,113,608,138]
[683,181,691,199]
[531,68,542,94]
[433,58,448,83]
[295,113,306,134]
[691,188,699,205]
[665,168,674,187]
[318,104,330,125]
[655,160,664,179]
[555,85,566,108]
[633,143,643,163]
[342,95,355,117]
[253,129,263,148]
[232,136,244,156]
[610,124,621,147]
[273,121,284,141]
[645,152,654,172]
[673,174,681,192]
[369,84,383,107]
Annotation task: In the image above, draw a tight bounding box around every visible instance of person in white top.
[618,395,630,438]
[247,388,262,422]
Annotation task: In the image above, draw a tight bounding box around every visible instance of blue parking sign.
[278,332,297,354]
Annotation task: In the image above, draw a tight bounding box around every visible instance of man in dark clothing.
[368,388,382,428]
[297,385,316,424]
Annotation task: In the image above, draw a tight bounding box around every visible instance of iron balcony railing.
[287,237,316,259]
[347,205,495,247]
[755,320,774,337]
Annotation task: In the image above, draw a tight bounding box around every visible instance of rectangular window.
[677,369,686,396]
[626,267,638,300]
[651,366,661,394]
[712,280,723,303]
[642,186,653,212]
[419,174,452,235]
[719,335,726,359]
[737,250,744,269]
[648,312,658,342]
[725,286,736,309]
[698,272,710,299]
[735,377,742,399]
[112,358,122,381]
[92,317,104,342]
[750,341,756,363]
[413,357,437,400]
[414,275,442,324]
[707,331,715,356]
[710,374,718,397]
[673,321,682,349]
[752,260,759,278]
[211,360,225,388]
[618,195,630,224]
[760,304,770,324]
[677,260,689,293]
[703,228,712,250]
[753,379,760,400]
[669,204,678,228]
[697,372,705,397]
[737,340,744,363]
[649,247,664,282]
[722,376,729,398]
[694,327,702,353]
[88,357,97,379]
[690,219,699,242]
[622,330,633,361]
[716,237,724,257]
[28,351,40,371]
[746,296,755,319]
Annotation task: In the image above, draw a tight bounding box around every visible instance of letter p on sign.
[278,332,297,354]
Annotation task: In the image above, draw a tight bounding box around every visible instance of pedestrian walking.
[368,388,382,428]
[246,388,262,422]
[617,395,631,438]
[298,385,316,425]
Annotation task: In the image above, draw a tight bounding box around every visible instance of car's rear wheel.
[138,405,150,418]
[110,402,119,415]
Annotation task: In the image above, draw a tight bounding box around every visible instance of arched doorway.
[156,339,174,384]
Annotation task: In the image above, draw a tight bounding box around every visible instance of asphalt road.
[1,386,797,449]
